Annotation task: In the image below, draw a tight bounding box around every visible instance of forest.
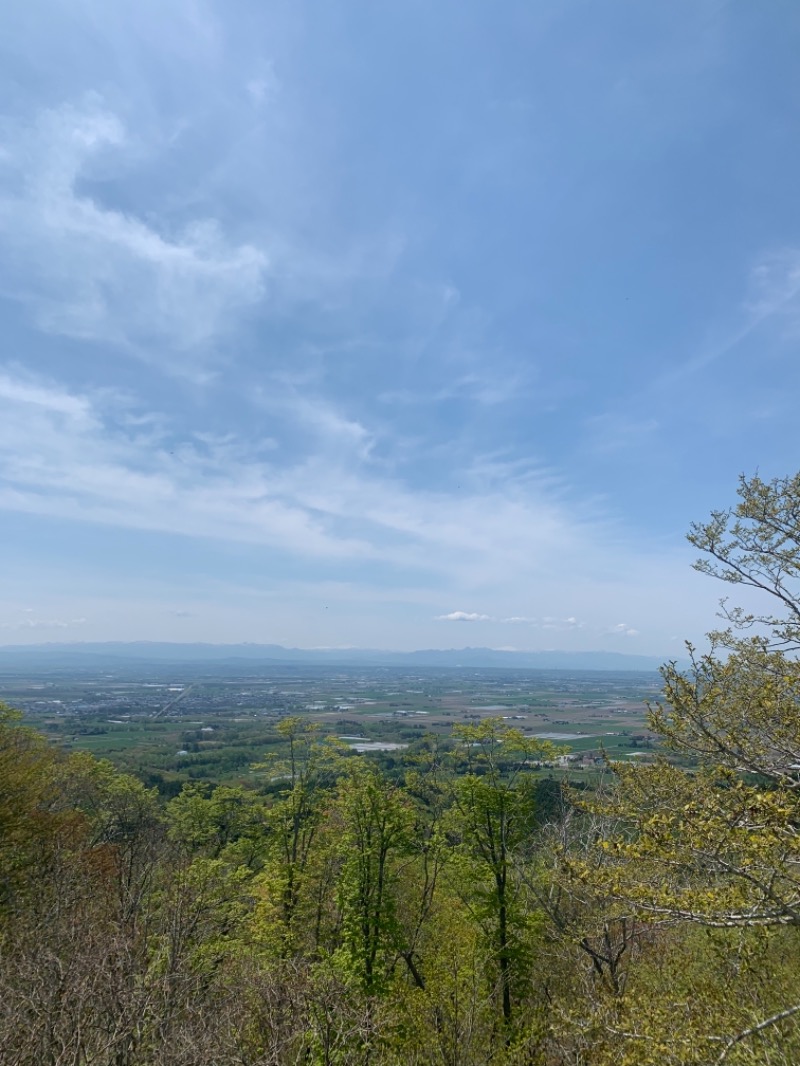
[3,471,800,1066]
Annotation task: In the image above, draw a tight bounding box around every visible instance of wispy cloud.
[656,249,800,386]
[253,385,376,460]
[499,615,584,629]
[380,369,533,409]
[0,0,787,656]
[0,96,268,369]
[0,367,370,558]
[584,414,659,454]
[609,622,639,637]
[246,63,280,107]
[0,373,92,419]
[436,611,491,622]
[0,367,616,586]
[0,360,710,655]
[0,617,87,630]
[746,249,800,322]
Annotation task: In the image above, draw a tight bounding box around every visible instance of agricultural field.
[0,665,663,793]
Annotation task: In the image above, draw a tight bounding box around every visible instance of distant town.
[1,656,663,793]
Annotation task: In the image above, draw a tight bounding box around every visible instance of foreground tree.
[449,720,552,1042]
[334,760,416,996]
[262,718,343,951]
[0,704,63,910]
[568,471,800,1062]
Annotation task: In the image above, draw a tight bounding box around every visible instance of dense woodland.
[4,473,800,1065]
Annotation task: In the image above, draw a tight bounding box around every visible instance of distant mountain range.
[0,641,667,673]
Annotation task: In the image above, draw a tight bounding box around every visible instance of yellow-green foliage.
[5,473,800,1064]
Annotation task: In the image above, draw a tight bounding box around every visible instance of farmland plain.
[0,664,663,793]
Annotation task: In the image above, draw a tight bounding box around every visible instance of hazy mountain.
[0,642,666,672]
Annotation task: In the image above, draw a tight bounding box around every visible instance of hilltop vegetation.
[3,472,800,1065]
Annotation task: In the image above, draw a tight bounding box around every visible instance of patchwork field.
[0,665,664,792]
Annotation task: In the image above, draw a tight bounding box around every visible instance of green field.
[1,666,663,792]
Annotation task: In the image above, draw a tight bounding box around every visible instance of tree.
[334,760,415,996]
[0,703,62,909]
[688,470,800,651]
[168,782,266,867]
[571,471,800,1062]
[448,719,552,1036]
[252,718,344,953]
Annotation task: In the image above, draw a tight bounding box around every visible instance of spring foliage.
[4,472,800,1063]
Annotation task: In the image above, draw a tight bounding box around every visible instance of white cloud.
[584,413,659,454]
[541,616,579,630]
[0,96,268,366]
[609,622,639,637]
[436,611,491,622]
[0,368,372,559]
[0,367,662,585]
[0,365,713,653]
[501,615,584,629]
[0,372,93,420]
[380,368,532,409]
[254,386,375,460]
[656,248,800,386]
[247,64,280,106]
[746,249,800,321]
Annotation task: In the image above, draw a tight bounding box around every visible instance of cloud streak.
[0,97,268,368]
[0,365,661,608]
[655,248,800,388]
[436,611,491,622]
[609,622,639,637]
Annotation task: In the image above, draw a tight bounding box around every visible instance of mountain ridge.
[0,641,667,672]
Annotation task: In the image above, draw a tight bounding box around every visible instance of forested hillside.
[3,473,800,1065]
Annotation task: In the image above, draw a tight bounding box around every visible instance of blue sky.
[1,0,799,653]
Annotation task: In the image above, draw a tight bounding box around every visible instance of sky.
[1,0,799,654]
